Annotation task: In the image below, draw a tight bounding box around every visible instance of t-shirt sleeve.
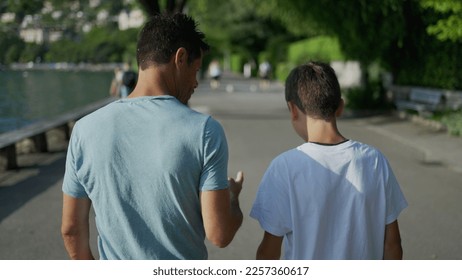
[199,117,229,192]
[62,124,88,198]
[384,159,408,224]
[250,157,292,237]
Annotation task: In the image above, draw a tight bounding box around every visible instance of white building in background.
[118,9,145,30]
[19,28,44,43]
[1,0,145,44]
[1,12,15,23]
[330,61,362,89]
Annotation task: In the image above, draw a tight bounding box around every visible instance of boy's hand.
[228,171,244,199]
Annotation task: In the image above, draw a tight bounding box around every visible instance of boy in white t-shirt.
[250,61,407,260]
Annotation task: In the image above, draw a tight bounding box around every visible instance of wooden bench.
[0,97,116,171]
[395,88,446,115]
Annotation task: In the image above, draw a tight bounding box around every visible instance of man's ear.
[335,98,345,117]
[174,47,187,67]
[287,101,299,121]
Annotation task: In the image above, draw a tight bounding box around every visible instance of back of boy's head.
[285,61,341,120]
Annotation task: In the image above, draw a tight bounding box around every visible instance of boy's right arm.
[383,220,403,259]
[256,231,283,260]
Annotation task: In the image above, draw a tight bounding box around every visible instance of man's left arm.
[61,194,94,260]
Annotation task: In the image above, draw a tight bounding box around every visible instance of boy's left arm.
[256,231,283,260]
[383,220,403,260]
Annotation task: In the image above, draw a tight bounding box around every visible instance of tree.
[256,0,407,73]
[5,0,43,25]
[0,31,24,64]
[188,0,297,71]
[256,0,462,90]
[137,0,187,16]
[421,0,462,42]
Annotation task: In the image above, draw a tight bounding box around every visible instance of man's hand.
[228,171,244,200]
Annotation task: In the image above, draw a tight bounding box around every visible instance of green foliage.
[441,110,462,136]
[275,61,295,82]
[19,43,46,63]
[0,31,24,64]
[189,0,296,64]
[393,33,462,90]
[45,27,139,63]
[45,39,81,62]
[344,81,389,111]
[0,30,47,64]
[421,0,462,42]
[287,36,345,64]
[5,0,43,23]
[258,0,406,67]
[230,54,244,73]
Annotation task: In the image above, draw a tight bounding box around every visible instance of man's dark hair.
[136,13,210,70]
[285,61,341,120]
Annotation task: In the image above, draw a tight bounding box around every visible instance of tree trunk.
[137,0,160,16]
[138,0,188,16]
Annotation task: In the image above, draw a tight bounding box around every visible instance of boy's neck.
[305,117,346,145]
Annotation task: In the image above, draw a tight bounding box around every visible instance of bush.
[344,81,389,111]
[275,61,295,82]
[441,110,462,136]
[44,27,139,63]
[19,43,46,63]
[394,36,462,90]
[287,36,345,64]
[0,31,24,64]
[230,53,244,73]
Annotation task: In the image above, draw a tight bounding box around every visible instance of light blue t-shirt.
[63,96,229,259]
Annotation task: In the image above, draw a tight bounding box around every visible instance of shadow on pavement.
[0,153,66,222]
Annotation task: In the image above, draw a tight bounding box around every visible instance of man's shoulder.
[73,101,118,130]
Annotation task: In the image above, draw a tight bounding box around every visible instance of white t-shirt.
[250,140,408,260]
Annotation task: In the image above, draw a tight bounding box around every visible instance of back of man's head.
[285,61,341,120]
[136,13,210,70]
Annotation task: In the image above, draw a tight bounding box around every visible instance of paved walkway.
[358,113,462,174]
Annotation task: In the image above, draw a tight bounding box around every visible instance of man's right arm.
[61,194,95,260]
[200,172,243,248]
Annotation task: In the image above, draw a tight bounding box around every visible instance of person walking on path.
[109,66,123,97]
[208,59,221,89]
[61,13,243,260]
[250,61,407,260]
[258,60,271,89]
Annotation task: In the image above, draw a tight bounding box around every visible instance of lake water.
[0,70,113,134]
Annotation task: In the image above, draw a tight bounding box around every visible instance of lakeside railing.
[0,97,116,171]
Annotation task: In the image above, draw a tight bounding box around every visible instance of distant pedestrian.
[208,59,221,89]
[120,62,137,98]
[258,60,271,89]
[243,61,253,78]
[250,61,408,260]
[109,67,123,97]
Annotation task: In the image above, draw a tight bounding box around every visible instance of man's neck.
[128,66,174,98]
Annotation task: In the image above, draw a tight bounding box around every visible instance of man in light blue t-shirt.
[61,14,243,260]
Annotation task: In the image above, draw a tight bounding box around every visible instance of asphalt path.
[0,74,461,260]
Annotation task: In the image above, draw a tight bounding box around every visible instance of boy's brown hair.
[285,61,342,120]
